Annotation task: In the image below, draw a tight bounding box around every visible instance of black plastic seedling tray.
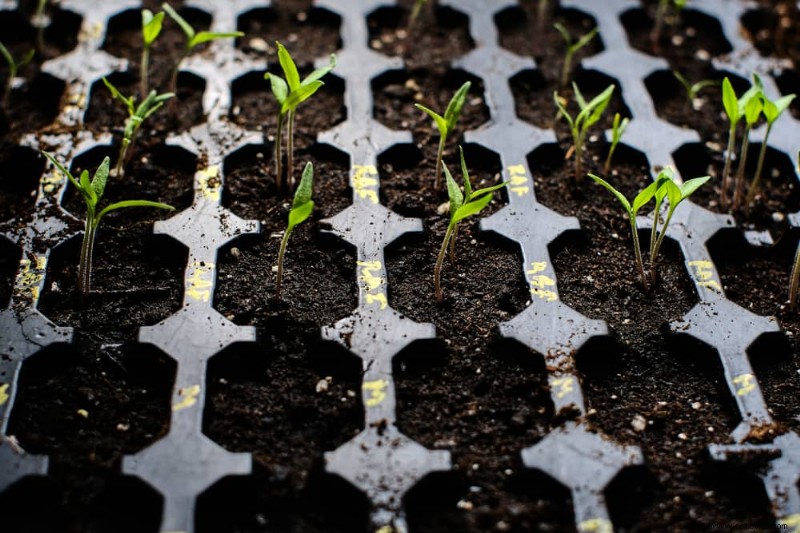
[2,0,800,532]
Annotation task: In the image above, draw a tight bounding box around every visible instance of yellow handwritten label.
[687,260,722,292]
[363,379,388,407]
[14,255,47,303]
[526,261,558,302]
[172,385,201,412]
[353,165,379,204]
[357,260,387,310]
[578,518,612,533]
[551,376,575,399]
[508,164,530,197]
[733,373,755,396]
[780,514,800,533]
[196,166,221,202]
[185,262,214,302]
[0,384,9,406]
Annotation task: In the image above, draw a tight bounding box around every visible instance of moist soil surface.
[2,1,800,532]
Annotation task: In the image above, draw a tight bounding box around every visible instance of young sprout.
[603,112,629,175]
[276,161,314,300]
[719,76,760,210]
[415,80,471,191]
[745,89,796,206]
[407,0,428,34]
[0,42,34,109]
[140,9,165,99]
[265,42,336,192]
[162,3,243,98]
[731,85,764,209]
[435,155,506,303]
[588,168,709,289]
[102,77,174,177]
[554,82,615,183]
[651,0,687,52]
[553,23,598,88]
[43,152,174,295]
[672,70,717,111]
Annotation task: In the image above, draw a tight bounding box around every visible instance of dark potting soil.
[2,1,800,532]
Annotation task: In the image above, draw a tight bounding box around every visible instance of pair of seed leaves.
[444,147,506,225]
[722,74,794,130]
[265,42,337,116]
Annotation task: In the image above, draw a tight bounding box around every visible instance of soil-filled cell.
[0,145,44,224]
[741,5,800,66]
[236,5,341,65]
[367,1,473,70]
[0,72,64,139]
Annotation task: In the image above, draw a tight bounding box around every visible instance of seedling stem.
[276,161,314,299]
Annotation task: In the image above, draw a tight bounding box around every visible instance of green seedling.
[720,76,761,210]
[745,88,796,206]
[651,0,687,51]
[672,70,717,111]
[140,9,165,99]
[276,161,314,300]
[415,80,471,191]
[732,82,764,209]
[603,112,629,175]
[588,168,708,289]
[265,42,336,192]
[162,3,243,98]
[407,0,428,34]
[553,23,597,88]
[0,42,34,109]
[554,82,615,183]
[435,152,506,303]
[43,152,174,295]
[102,77,173,177]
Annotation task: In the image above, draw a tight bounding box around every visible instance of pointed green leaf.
[293,162,314,209]
[444,163,463,214]
[579,84,614,128]
[632,177,665,215]
[764,94,795,123]
[553,23,572,47]
[571,27,597,54]
[281,80,323,113]
[97,199,174,222]
[738,83,761,115]
[162,3,194,40]
[189,31,244,49]
[18,49,35,69]
[452,192,493,223]
[277,42,301,91]
[0,42,13,71]
[459,146,471,199]
[673,70,691,92]
[303,54,337,85]
[287,200,314,232]
[415,103,448,136]
[744,94,763,125]
[679,175,710,199]
[444,81,471,130]
[553,91,575,130]
[266,73,288,105]
[42,151,81,192]
[471,181,508,199]
[691,79,718,94]
[721,77,739,123]
[572,82,587,110]
[588,173,632,216]
[90,157,111,199]
[664,178,682,210]
[142,10,164,46]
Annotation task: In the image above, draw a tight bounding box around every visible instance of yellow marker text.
[196,166,221,202]
[527,261,558,302]
[357,260,387,310]
[173,385,201,412]
[353,165,379,204]
[363,379,388,407]
[733,373,756,396]
[688,260,722,292]
[508,164,530,197]
[186,262,215,303]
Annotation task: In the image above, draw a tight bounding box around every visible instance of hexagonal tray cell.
[378,142,502,219]
[199,342,367,533]
[673,142,800,238]
[84,69,206,136]
[367,0,473,70]
[496,4,603,86]
[229,69,345,138]
[59,143,196,227]
[6,341,173,532]
[0,5,81,61]
[620,3,732,64]
[0,145,45,225]
[740,4,800,66]
[0,71,65,139]
[236,3,342,65]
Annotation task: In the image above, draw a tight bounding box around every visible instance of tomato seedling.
[553,22,597,88]
[0,42,34,109]
[603,112,629,175]
[416,81,471,191]
[265,42,336,192]
[719,75,761,210]
[672,70,717,111]
[43,152,174,295]
[140,9,165,99]
[276,161,314,300]
[651,0,687,52]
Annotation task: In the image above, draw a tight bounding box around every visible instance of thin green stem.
[790,240,800,308]
[115,138,131,178]
[649,206,659,266]
[287,109,295,190]
[720,123,736,210]
[630,215,648,291]
[79,217,98,295]
[650,209,675,286]
[140,45,150,101]
[274,111,284,192]
[574,132,584,184]
[561,50,573,88]
[732,126,752,210]
[434,133,446,190]
[435,222,455,303]
[448,223,459,263]
[275,227,292,300]
[745,123,773,206]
